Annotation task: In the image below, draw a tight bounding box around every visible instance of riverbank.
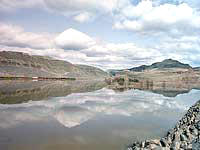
[129,100,200,150]
[0,76,76,81]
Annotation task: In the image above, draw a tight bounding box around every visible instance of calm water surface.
[0,80,200,150]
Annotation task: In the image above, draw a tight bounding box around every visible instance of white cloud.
[114,1,200,36]
[0,0,126,22]
[73,12,94,23]
[0,23,97,51]
[0,22,200,70]
[43,0,119,15]
[82,42,162,69]
[42,0,131,24]
[0,26,164,70]
[0,23,56,49]
[153,35,200,66]
[153,0,200,9]
[0,0,44,12]
[55,28,96,50]
[0,1,200,71]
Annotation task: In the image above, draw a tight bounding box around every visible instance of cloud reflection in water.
[0,88,200,128]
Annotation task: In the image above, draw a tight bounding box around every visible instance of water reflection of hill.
[0,80,107,104]
[1,79,200,105]
[110,80,200,97]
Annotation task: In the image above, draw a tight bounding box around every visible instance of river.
[0,80,200,150]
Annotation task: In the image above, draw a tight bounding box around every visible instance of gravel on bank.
[129,100,200,150]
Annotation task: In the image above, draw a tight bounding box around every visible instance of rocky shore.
[129,100,200,150]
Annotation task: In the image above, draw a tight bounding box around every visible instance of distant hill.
[109,59,192,75]
[129,59,192,72]
[193,67,200,71]
[0,51,108,79]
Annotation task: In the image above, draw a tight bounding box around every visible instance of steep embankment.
[129,100,200,150]
[0,51,108,79]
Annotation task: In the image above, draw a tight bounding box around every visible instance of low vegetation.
[0,51,108,80]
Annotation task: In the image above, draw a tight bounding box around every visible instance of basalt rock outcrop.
[129,100,200,150]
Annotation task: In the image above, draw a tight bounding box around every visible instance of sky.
[0,0,200,70]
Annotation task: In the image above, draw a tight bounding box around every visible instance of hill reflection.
[0,80,107,104]
[109,80,200,97]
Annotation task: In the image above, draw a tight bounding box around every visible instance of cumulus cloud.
[55,28,96,50]
[0,22,200,70]
[114,1,200,36]
[153,0,200,9]
[1,0,200,29]
[0,23,96,51]
[153,35,200,66]
[0,0,44,12]
[0,24,180,70]
[81,42,162,69]
[0,0,200,75]
[73,12,94,23]
[0,0,126,23]
[43,0,119,15]
[0,23,56,49]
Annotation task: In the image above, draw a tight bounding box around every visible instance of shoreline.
[129,100,200,150]
[0,76,76,81]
